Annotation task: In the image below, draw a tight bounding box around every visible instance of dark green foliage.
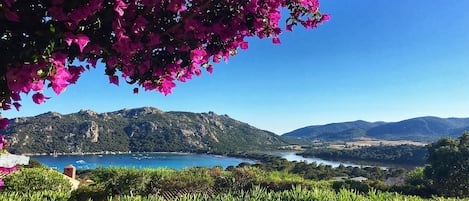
[301,144,427,166]
[425,132,469,197]
[389,167,434,198]
[3,186,465,201]
[253,155,407,181]
[90,166,218,197]
[333,180,370,193]
[83,164,336,199]
[0,191,71,201]
[4,107,288,154]
[91,167,152,196]
[3,168,72,193]
[157,167,215,192]
[69,185,108,201]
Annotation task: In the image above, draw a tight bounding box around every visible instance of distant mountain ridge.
[282,116,469,143]
[3,107,288,154]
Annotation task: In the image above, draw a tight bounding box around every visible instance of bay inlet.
[31,151,375,171]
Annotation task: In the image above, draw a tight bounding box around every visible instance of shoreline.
[23,151,198,157]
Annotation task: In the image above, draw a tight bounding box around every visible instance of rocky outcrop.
[3,107,288,154]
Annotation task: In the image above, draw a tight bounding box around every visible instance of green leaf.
[49,24,56,33]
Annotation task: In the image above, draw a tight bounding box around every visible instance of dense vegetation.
[300,144,428,166]
[2,186,467,201]
[0,133,469,201]
[3,133,469,200]
[0,162,464,201]
[4,107,288,154]
[425,132,469,197]
[2,168,71,193]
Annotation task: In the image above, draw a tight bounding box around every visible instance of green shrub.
[91,167,151,196]
[69,185,108,201]
[332,180,370,193]
[3,168,72,193]
[158,167,215,192]
[0,191,70,201]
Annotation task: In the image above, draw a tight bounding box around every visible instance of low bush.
[2,168,71,193]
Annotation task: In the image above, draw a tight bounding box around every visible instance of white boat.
[75,160,86,164]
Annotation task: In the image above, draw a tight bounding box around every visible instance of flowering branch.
[0,0,328,122]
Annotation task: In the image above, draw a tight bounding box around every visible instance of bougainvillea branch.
[0,0,328,120]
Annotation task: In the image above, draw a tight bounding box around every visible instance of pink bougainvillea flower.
[13,102,21,111]
[4,10,20,22]
[51,52,68,64]
[75,34,90,53]
[132,15,148,33]
[246,0,259,13]
[0,134,4,150]
[50,67,72,95]
[109,75,119,86]
[0,166,17,173]
[31,80,45,91]
[68,65,85,84]
[0,118,9,130]
[64,33,90,52]
[114,0,128,16]
[194,68,202,76]
[0,0,328,109]
[190,49,207,64]
[239,41,249,50]
[167,0,186,12]
[48,7,68,21]
[321,14,331,21]
[32,93,49,104]
[2,103,11,110]
[272,37,281,44]
[133,88,139,94]
[3,0,13,7]
[10,92,20,101]
[184,19,199,32]
[64,32,75,46]
[159,79,175,95]
[207,65,214,74]
[147,33,161,46]
[213,56,221,63]
[106,56,119,69]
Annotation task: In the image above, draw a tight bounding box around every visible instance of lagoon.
[32,151,374,172]
[31,153,253,171]
[273,151,363,167]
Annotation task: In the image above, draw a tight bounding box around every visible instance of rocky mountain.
[3,107,288,154]
[282,117,469,143]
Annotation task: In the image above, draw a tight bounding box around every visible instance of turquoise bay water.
[32,153,253,171]
[32,151,374,172]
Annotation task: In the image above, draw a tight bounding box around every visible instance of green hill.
[282,117,469,143]
[3,107,288,154]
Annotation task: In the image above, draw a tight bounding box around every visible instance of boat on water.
[76,160,86,164]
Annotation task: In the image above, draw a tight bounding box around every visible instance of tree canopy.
[0,0,328,127]
[425,132,469,197]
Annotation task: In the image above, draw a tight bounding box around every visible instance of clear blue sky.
[3,0,469,134]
